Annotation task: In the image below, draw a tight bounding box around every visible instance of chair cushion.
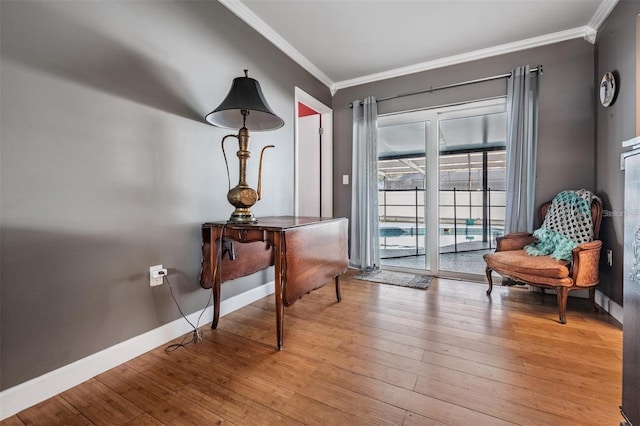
[484,250,573,286]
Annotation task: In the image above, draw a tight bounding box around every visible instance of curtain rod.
[350,65,542,108]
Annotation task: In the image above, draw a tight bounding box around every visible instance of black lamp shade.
[205,74,284,131]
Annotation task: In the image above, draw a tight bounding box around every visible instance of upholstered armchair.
[483,197,603,324]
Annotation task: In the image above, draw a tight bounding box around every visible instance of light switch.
[342,175,349,185]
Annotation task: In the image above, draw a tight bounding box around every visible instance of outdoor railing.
[379,188,505,258]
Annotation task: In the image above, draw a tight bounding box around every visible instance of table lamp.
[205,70,284,223]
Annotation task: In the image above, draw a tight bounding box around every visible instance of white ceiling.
[221,0,619,93]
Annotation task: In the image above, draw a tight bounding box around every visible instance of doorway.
[294,87,333,217]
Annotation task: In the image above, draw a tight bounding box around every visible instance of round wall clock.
[600,72,616,107]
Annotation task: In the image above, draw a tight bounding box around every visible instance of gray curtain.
[504,66,539,234]
[351,96,380,270]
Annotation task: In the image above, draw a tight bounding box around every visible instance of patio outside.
[379,152,506,277]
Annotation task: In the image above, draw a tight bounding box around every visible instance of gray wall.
[595,0,640,306]
[333,38,596,245]
[0,0,330,390]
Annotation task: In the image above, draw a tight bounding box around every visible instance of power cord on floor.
[164,224,225,353]
[164,272,212,353]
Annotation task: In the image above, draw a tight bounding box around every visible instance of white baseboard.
[0,281,275,420]
[595,289,624,324]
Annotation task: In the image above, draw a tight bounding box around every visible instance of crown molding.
[218,0,334,89]
[333,26,594,92]
[589,0,620,32]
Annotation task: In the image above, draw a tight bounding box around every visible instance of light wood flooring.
[3,271,624,425]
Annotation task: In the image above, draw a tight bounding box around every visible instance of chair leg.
[556,287,568,324]
[485,267,493,295]
[335,276,342,302]
[589,288,599,313]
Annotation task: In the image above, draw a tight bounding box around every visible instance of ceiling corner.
[584,26,598,44]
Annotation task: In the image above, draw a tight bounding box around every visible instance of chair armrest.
[495,232,536,252]
[570,240,602,286]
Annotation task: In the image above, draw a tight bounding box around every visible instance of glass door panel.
[377,117,430,271]
[437,102,507,277]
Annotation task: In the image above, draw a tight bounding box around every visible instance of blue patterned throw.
[525,190,597,261]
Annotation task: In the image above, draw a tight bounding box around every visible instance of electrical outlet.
[607,250,613,267]
[149,264,167,286]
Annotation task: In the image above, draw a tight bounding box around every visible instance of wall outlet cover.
[149,265,165,286]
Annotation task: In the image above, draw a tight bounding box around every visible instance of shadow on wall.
[1,1,202,122]
[172,1,308,97]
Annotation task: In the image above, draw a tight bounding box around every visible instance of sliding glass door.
[377,99,507,279]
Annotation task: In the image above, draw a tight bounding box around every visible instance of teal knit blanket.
[525,190,597,261]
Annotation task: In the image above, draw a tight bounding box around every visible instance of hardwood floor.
[3,271,623,425]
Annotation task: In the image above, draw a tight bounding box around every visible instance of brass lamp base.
[227,184,259,223]
[220,125,275,225]
[228,208,257,223]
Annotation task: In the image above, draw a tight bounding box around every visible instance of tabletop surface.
[203,216,347,230]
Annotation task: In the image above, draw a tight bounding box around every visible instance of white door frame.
[294,87,333,217]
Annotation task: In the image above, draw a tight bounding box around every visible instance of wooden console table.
[199,216,349,349]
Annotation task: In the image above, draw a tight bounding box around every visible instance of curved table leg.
[274,232,284,350]
[211,282,221,329]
